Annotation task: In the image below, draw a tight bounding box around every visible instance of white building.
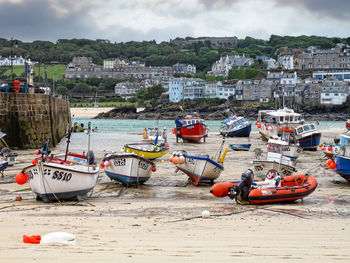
[0,56,25,66]
[278,55,294,70]
[209,55,254,77]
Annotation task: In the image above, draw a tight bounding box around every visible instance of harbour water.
[61,118,346,153]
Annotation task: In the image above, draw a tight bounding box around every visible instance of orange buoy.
[151,167,156,172]
[169,155,174,163]
[330,162,337,169]
[257,124,261,129]
[35,150,40,155]
[321,147,326,151]
[15,172,28,185]
[15,195,22,201]
[172,129,175,134]
[100,161,105,169]
[178,156,185,164]
[32,159,38,165]
[326,159,333,167]
[327,146,333,151]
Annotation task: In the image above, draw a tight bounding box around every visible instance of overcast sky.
[1,0,349,43]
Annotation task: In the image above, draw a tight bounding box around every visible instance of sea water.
[57,118,346,153]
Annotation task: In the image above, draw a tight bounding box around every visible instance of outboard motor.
[229,169,254,203]
[87,151,95,165]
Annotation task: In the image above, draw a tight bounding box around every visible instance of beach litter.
[23,232,76,245]
[201,210,210,219]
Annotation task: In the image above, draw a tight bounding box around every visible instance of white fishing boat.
[18,123,100,202]
[170,142,228,185]
[267,138,302,161]
[252,139,297,178]
[102,153,156,186]
[256,107,303,140]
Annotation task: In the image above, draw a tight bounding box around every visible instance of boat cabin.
[341,134,350,145]
[258,108,303,125]
[294,124,317,137]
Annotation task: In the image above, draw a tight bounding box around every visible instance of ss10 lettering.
[52,171,72,182]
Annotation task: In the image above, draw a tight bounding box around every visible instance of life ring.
[334,146,340,155]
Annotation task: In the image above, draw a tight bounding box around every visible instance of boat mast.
[64,124,71,161]
[87,121,91,169]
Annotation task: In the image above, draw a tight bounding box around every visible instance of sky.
[0,0,349,43]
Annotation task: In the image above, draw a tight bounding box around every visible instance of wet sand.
[1,129,350,262]
[71,107,115,118]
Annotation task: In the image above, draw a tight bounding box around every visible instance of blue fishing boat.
[334,134,350,182]
[293,123,321,151]
[0,158,8,177]
[229,144,251,151]
[220,115,252,137]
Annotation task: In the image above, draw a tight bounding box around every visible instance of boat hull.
[298,133,321,151]
[104,154,154,185]
[178,123,207,143]
[25,162,100,202]
[221,124,251,137]
[335,156,350,182]
[176,155,223,185]
[230,144,251,151]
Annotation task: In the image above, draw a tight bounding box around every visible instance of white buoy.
[40,232,76,245]
[201,210,210,219]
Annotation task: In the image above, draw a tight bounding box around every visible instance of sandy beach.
[1,109,350,262]
[71,107,115,118]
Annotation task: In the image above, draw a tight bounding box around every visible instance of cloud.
[273,0,350,20]
[0,0,98,42]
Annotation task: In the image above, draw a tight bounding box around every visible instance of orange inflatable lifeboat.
[210,174,318,204]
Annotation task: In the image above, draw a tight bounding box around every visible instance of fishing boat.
[173,114,208,143]
[210,173,318,204]
[220,115,251,137]
[256,108,303,140]
[346,119,350,132]
[292,123,321,151]
[252,139,297,178]
[267,138,302,161]
[320,144,335,159]
[124,142,169,160]
[170,141,228,185]
[17,123,100,202]
[72,122,85,132]
[332,134,350,182]
[102,153,156,186]
[142,127,167,143]
[0,157,8,177]
[229,144,251,151]
[0,131,17,166]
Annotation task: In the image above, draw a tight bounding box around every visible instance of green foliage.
[135,84,165,104]
[228,67,258,80]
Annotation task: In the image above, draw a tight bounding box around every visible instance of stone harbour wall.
[0,93,71,149]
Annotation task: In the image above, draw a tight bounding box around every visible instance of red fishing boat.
[173,114,208,143]
[346,119,350,131]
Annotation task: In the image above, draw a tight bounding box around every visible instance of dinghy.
[211,171,318,204]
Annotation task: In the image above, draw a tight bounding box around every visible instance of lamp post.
[10,37,18,82]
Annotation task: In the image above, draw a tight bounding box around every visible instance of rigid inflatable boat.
[210,174,318,204]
